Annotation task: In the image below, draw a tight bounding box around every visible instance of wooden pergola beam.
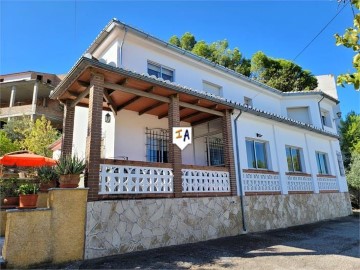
[180,111,203,121]
[158,99,201,119]
[117,86,154,111]
[103,89,117,116]
[138,101,164,115]
[70,86,90,107]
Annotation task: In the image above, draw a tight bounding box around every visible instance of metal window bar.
[145,128,169,163]
[206,137,224,166]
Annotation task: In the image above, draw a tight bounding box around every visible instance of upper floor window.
[286,146,303,172]
[203,81,222,96]
[320,109,332,128]
[316,152,330,175]
[206,137,224,166]
[246,139,268,169]
[336,151,345,176]
[147,61,174,82]
[286,107,311,125]
[244,97,253,107]
[145,128,169,163]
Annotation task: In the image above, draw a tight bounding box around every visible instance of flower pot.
[2,196,19,206]
[39,180,58,192]
[59,174,80,188]
[19,194,38,208]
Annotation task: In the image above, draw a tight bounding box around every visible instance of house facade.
[50,19,352,259]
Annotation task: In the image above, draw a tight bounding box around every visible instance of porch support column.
[168,94,182,197]
[31,81,39,120]
[61,100,75,157]
[222,109,237,195]
[85,73,104,201]
[9,86,16,107]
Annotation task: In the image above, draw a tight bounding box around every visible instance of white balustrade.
[99,164,173,194]
[182,169,230,192]
[287,175,313,192]
[242,172,281,192]
[317,176,338,191]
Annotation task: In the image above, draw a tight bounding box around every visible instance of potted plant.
[55,155,86,188]
[0,178,20,207]
[18,183,39,208]
[37,166,59,192]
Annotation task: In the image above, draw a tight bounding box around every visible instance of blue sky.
[1,0,359,117]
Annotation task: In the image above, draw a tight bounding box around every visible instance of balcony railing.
[287,174,313,192]
[99,161,230,195]
[317,175,338,191]
[99,162,173,194]
[182,165,230,193]
[242,170,281,192]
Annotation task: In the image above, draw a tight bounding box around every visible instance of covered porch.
[52,57,237,201]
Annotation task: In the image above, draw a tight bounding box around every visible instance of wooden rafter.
[117,86,154,111]
[103,89,117,115]
[70,86,90,107]
[138,101,164,115]
[158,99,201,119]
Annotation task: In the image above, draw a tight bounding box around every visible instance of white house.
[50,19,352,259]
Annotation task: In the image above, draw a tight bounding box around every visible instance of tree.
[0,130,19,156]
[347,152,360,208]
[2,116,32,142]
[335,0,360,90]
[251,51,318,92]
[22,116,60,157]
[180,32,196,51]
[339,111,360,169]
[169,33,251,76]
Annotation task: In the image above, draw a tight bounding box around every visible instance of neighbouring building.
[0,71,63,129]
[50,19,352,260]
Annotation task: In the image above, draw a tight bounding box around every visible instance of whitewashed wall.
[72,106,115,159]
[94,32,282,115]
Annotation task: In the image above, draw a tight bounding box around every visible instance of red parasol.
[0,151,56,167]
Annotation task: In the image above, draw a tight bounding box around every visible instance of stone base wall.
[85,196,242,259]
[244,192,352,232]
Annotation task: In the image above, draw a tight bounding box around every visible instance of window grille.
[206,137,224,166]
[145,128,169,163]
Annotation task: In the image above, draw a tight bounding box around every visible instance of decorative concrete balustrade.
[287,174,313,192]
[99,164,173,194]
[317,176,339,191]
[242,170,281,193]
[182,167,230,193]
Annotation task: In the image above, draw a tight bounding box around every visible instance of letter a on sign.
[172,127,192,150]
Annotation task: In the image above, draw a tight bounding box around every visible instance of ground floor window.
[145,128,169,163]
[246,139,268,169]
[316,152,330,175]
[206,137,224,166]
[286,146,303,172]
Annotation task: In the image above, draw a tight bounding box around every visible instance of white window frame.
[244,96,253,107]
[285,146,304,173]
[316,151,331,175]
[246,139,269,170]
[320,109,332,128]
[147,61,174,82]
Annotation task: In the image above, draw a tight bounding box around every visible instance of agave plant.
[55,155,86,175]
[37,166,59,183]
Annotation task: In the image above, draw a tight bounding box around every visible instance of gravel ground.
[39,215,360,270]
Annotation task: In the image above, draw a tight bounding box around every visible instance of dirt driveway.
[42,215,360,270]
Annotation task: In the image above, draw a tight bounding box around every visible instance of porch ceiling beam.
[191,115,220,126]
[104,82,170,103]
[117,86,155,111]
[138,101,164,115]
[178,101,223,117]
[180,111,203,121]
[103,89,117,116]
[70,86,90,107]
[158,99,200,119]
[77,80,90,88]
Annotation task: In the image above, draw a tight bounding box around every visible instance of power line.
[293,0,350,62]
